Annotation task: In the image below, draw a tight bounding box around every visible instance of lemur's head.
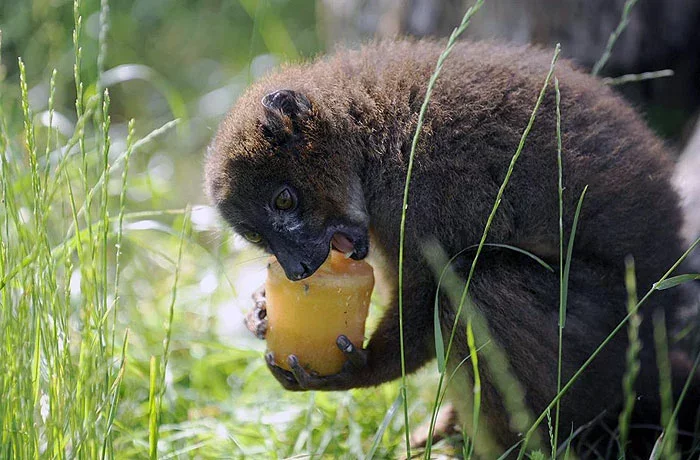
[206,87,369,281]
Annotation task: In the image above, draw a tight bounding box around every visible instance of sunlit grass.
[2,0,699,458]
[0,1,438,458]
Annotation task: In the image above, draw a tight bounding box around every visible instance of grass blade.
[654,274,700,290]
[591,0,640,76]
[465,320,482,460]
[561,185,588,329]
[398,1,486,455]
[101,329,129,460]
[429,239,554,378]
[553,183,588,452]
[478,243,554,272]
[366,392,404,460]
[663,351,700,454]
[603,69,674,85]
[653,311,680,460]
[553,76,564,455]
[516,236,700,459]
[434,295,446,373]
[148,356,159,459]
[618,256,641,455]
[437,43,561,458]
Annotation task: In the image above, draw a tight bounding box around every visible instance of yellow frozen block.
[265,250,374,376]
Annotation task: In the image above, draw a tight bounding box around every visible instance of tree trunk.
[319,0,700,143]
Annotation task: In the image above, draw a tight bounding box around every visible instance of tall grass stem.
[397,1,485,455]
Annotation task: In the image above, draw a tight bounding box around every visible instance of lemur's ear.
[260,90,312,143]
[261,90,311,119]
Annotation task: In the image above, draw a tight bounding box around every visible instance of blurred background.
[3,0,698,238]
[1,0,698,456]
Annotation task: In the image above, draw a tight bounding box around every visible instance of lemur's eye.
[274,187,295,210]
[243,231,262,244]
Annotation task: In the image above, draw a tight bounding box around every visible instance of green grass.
[2,0,699,458]
[618,257,642,453]
[0,1,442,458]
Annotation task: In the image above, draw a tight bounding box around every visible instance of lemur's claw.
[337,335,367,369]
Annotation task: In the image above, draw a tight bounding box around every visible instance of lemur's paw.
[265,335,367,391]
[244,285,268,339]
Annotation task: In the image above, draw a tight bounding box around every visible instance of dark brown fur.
[206,40,698,457]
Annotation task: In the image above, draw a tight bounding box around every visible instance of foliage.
[0,1,438,457]
[2,0,698,458]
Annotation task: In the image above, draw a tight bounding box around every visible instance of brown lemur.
[205,40,699,453]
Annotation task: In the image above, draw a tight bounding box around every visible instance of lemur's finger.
[265,352,299,390]
[254,319,268,340]
[337,335,367,369]
[244,307,268,339]
[252,286,267,309]
[287,355,313,389]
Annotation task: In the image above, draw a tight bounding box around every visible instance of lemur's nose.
[296,262,312,280]
[284,261,312,281]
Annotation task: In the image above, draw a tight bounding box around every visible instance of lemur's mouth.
[331,232,356,258]
[327,225,369,262]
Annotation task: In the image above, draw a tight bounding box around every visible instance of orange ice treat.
[265,250,374,375]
